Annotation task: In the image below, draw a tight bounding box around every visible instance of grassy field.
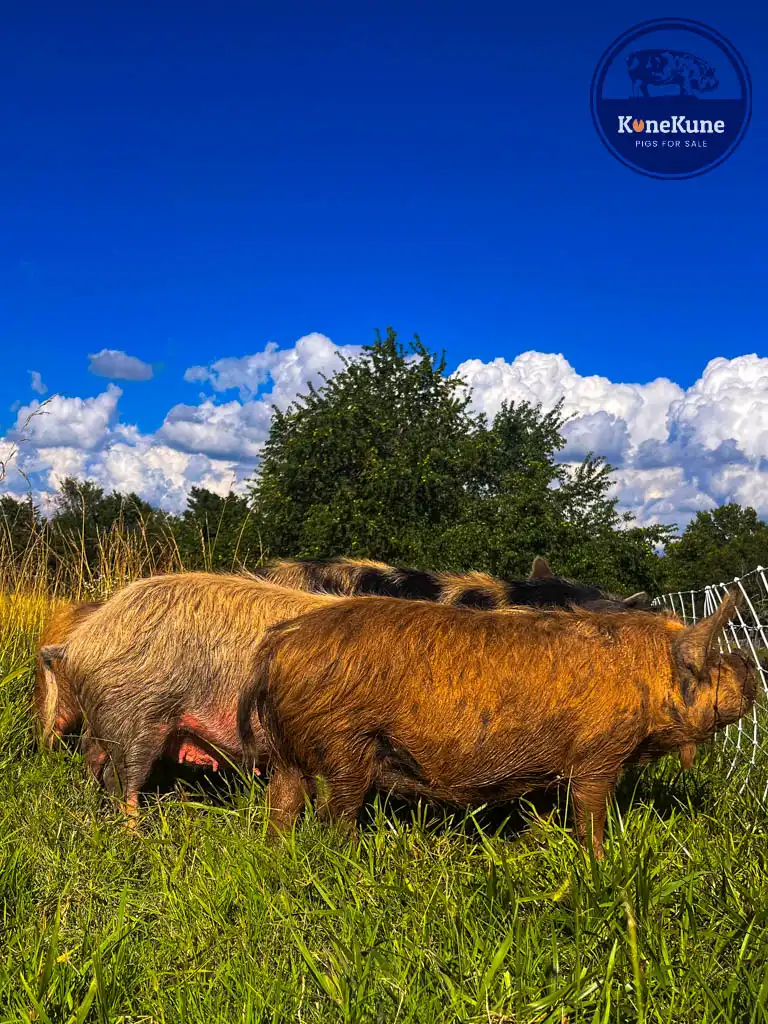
[2,573,768,1022]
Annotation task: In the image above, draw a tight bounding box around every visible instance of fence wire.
[654,566,768,800]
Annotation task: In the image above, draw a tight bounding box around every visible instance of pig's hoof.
[121,796,140,829]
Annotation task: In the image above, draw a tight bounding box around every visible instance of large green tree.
[250,329,487,568]
[249,329,667,592]
[661,504,768,592]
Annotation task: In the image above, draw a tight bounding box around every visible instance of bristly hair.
[260,556,651,612]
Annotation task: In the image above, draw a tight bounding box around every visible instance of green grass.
[2,601,768,1023]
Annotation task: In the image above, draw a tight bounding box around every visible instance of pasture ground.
[1,590,768,1024]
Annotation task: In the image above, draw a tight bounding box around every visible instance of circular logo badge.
[591,18,751,179]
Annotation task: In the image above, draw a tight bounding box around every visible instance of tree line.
[2,330,767,595]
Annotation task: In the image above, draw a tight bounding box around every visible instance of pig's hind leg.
[266,765,311,838]
[315,773,370,829]
[314,739,376,835]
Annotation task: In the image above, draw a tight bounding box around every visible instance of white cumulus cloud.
[666,355,768,462]
[457,351,768,527]
[88,349,154,381]
[85,441,240,511]
[457,351,683,448]
[158,399,271,460]
[167,332,363,461]
[5,433,241,514]
[184,332,361,405]
[0,334,354,512]
[10,385,121,451]
[2,339,768,529]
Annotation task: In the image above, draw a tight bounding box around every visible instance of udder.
[164,710,263,775]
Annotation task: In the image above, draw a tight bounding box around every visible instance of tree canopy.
[173,487,262,570]
[661,504,768,592]
[248,329,671,593]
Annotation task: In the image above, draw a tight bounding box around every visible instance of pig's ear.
[622,591,649,609]
[674,591,741,676]
[529,556,554,580]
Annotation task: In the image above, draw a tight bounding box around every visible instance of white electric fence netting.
[654,566,768,801]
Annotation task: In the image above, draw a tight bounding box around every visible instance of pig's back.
[63,571,337,711]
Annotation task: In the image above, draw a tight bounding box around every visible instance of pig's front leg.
[572,775,616,860]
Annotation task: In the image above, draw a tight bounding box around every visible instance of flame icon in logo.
[632,119,645,132]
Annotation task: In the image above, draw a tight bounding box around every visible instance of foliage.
[172,488,263,571]
[0,483,264,596]
[249,329,668,593]
[662,503,768,592]
[249,329,486,569]
[47,479,171,586]
[0,495,38,569]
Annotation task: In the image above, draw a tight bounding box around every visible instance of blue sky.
[1,0,766,525]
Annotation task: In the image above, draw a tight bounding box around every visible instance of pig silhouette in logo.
[626,50,718,97]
